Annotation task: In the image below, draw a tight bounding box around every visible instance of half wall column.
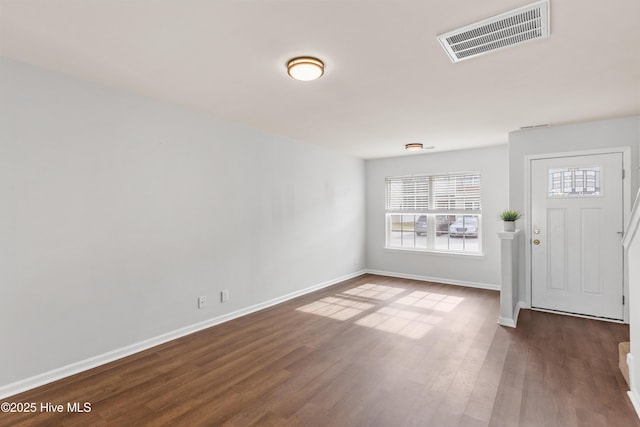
[498,230,521,328]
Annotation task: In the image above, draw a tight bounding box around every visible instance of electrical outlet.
[198,296,206,309]
[221,290,230,303]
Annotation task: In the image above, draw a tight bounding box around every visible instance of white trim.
[622,188,640,249]
[365,269,499,291]
[628,391,640,419]
[497,230,519,240]
[498,301,524,328]
[628,353,640,419]
[0,269,366,399]
[383,247,484,258]
[497,317,516,328]
[530,307,624,323]
[524,154,533,308]
[525,147,632,323]
[514,301,522,324]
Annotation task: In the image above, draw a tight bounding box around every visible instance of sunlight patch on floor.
[295,283,462,339]
[341,283,405,301]
[355,307,443,339]
[296,296,375,321]
[395,291,464,313]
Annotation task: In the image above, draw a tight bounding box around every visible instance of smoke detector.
[437,0,550,63]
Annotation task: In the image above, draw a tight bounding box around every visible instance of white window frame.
[385,172,482,255]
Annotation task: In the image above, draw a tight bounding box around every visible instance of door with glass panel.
[530,153,624,320]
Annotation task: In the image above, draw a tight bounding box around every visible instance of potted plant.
[500,209,521,232]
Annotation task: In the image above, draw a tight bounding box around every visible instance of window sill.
[384,247,485,258]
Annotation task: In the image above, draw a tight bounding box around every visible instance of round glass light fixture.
[405,143,424,151]
[287,57,324,81]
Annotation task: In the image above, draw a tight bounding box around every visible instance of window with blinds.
[385,173,482,254]
[386,173,481,213]
[385,176,430,211]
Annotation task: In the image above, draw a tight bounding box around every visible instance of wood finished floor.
[1,274,636,427]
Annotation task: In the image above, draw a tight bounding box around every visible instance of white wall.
[0,58,365,391]
[365,145,509,289]
[623,188,640,414]
[508,116,640,311]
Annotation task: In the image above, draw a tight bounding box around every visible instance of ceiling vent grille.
[437,0,550,63]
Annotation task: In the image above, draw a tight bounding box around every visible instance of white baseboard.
[497,316,517,328]
[529,307,625,324]
[628,391,640,420]
[0,270,366,400]
[628,353,640,419]
[514,301,522,325]
[365,269,499,291]
[498,301,524,328]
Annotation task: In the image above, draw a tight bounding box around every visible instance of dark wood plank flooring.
[1,274,636,426]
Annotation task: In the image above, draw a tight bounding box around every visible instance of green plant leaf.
[500,209,521,221]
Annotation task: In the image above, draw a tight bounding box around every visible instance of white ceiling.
[1,0,639,159]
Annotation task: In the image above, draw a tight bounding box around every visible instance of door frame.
[524,147,632,323]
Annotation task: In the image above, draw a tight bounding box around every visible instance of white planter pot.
[503,221,516,232]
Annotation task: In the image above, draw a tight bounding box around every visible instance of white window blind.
[385,176,429,211]
[432,174,481,213]
[386,173,481,213]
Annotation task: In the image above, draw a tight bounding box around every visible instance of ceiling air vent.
[437,0,550,63]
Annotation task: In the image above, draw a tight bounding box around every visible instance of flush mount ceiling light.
[405,143,424,151]
[287,57,324,81]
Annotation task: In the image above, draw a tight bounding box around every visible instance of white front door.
[531,153,624,320]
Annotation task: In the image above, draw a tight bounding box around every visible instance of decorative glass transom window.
[548,166,601,197]
[385,172,481,254]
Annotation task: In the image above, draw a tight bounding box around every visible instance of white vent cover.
[437,0,550,63]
